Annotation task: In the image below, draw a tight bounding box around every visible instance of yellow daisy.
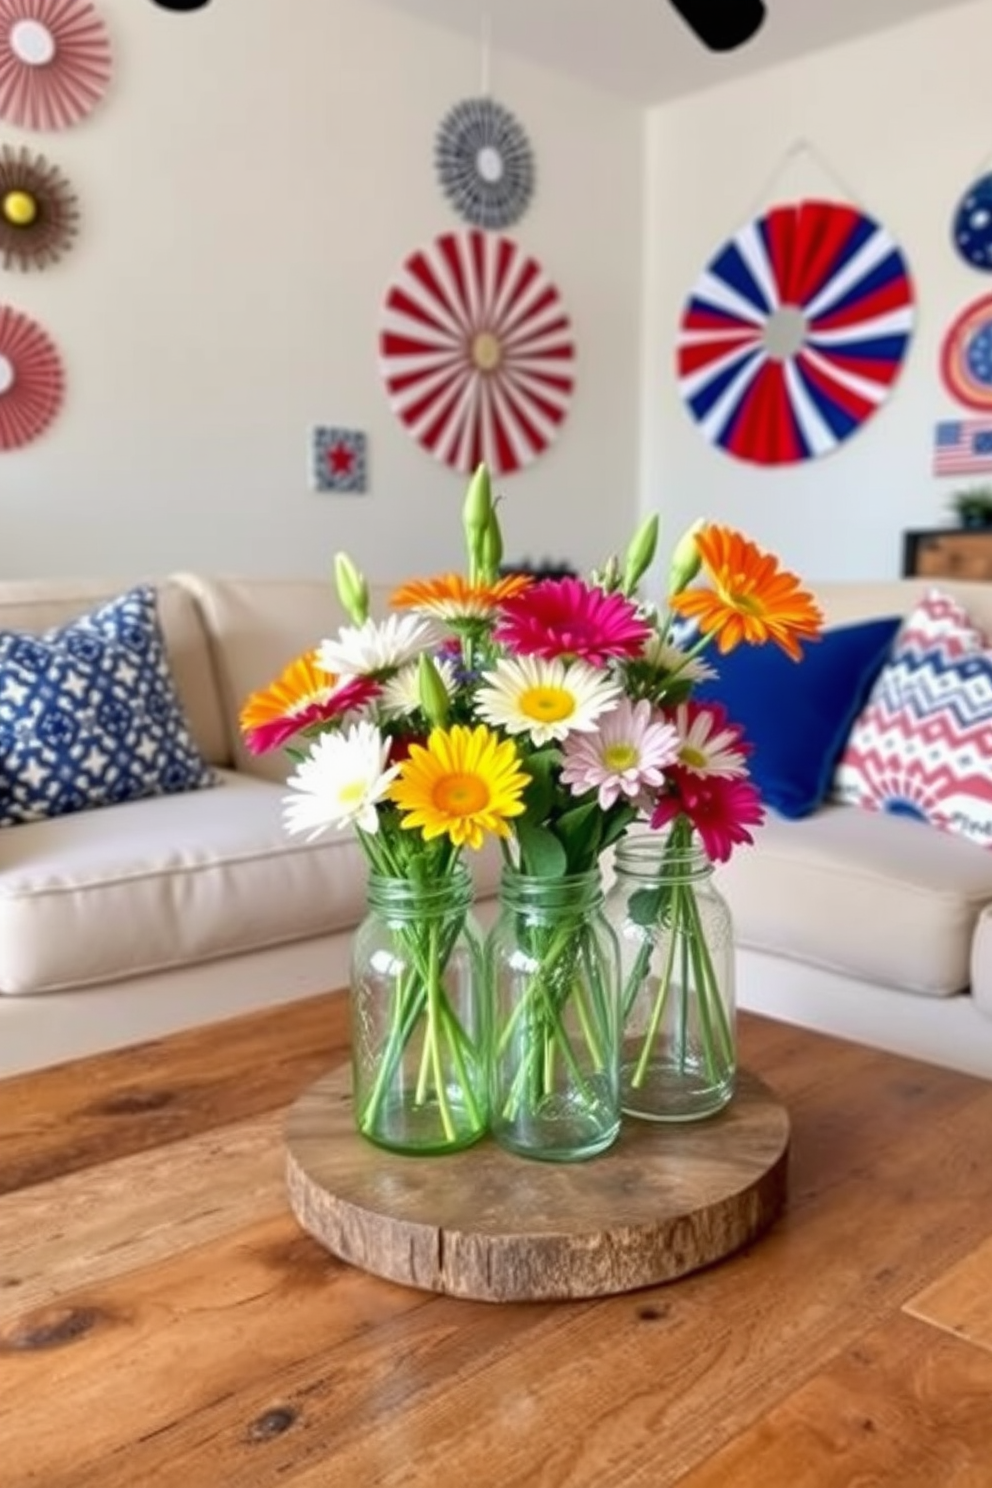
[388,724,530,850]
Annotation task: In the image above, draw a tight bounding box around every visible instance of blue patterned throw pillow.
[0,585,216,826]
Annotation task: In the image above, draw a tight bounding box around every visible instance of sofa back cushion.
[811,578,992,636]
[0,578,229,766]
[176,575,396,784]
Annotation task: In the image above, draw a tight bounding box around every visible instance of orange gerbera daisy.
[390,572,532,622]
[239,651,378,754]
[669,525,823,660]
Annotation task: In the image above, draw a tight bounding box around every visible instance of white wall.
[0,0,644,583]
[641,0,992,583]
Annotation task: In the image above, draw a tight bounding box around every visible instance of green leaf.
[516,821,568,879]
[519,749,558,824]
[628,884,671,929]
[554,801,602,872]
[600,805,639,851]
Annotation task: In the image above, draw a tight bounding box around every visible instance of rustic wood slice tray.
[284,1065,790,1303]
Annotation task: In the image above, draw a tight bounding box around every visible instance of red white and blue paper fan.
[379,229,575,477]
[940,294,992,411]
[676,198,915,465]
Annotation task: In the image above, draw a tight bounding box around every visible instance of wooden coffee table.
[2,992,991,1487]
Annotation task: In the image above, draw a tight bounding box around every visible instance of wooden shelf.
[284,1064,791,1303]
[903,527,992,580]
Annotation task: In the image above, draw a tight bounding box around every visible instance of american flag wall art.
[933,419,992,476]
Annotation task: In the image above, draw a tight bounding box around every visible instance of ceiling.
[374,0,974,104]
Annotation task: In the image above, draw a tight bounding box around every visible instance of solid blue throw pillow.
[693,616,902,819]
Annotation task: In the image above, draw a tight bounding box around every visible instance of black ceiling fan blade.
[667,0,766,52]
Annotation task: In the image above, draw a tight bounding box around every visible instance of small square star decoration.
[311,427,368,493]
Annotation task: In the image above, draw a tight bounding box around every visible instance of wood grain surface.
[2,992,992,1487]
[285,1066,790,1300]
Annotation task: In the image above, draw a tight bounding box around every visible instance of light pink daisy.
[494,577,651,667]
[669,701,749,778]
[561,698,680,810]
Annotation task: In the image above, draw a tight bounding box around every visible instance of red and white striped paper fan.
[0,304,64,449]
[379,229,575,476]
[0,0,112,132]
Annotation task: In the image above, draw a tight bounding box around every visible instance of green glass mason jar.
[607,829,736,1122]
[486,867,621,1162]
[349,864,488,1154]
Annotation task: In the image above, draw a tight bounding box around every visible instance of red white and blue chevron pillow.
[833,589,992,850]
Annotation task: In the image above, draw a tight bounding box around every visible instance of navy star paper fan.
[676,198,915,465]
[953,174,992,271]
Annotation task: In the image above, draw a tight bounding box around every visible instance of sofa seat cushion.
[0,771,504,995]
[714,802,992,996]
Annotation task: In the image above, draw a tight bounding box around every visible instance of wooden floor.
[1,992,992,1487]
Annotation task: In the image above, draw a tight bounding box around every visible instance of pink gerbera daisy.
[494,577,651,667]
[561,698,680,810]
[669,701,750,778]
[650,773,765,863]
[240,652,380,755]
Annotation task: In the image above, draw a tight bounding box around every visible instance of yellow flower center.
[519,686,574,723]
[603,743,638,772]
[680,745,708,769]
[718,582,763,616]
[433,771,489,818]
[339,778,368,805]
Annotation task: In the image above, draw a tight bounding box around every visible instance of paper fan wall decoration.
[0,143,78,269]
[677,198,915,465]
[0,303,64,449]
[0,0,112,132]
[940,294,992,410]
[435,97,535,231]
[952,174,992,272]
[379,229,575,477]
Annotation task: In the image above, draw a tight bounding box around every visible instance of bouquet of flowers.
[240,464,821,1156]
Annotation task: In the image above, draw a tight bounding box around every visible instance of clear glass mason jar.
[607,829,736,1122]
[349,864,487,1154]
[486,867,621,1162]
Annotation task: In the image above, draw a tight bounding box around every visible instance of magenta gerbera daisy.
[493,577,651,667]
[560,698,680,810]
[650,773,765,863]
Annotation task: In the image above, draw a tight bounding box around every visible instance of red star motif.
[326,441,356,476]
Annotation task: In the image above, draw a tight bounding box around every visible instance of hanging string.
[741,137,867,221]
[480,10,492,97]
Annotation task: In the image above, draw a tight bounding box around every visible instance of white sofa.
[0,573,990,1081]
[718,578,992,1081]
[0,572,503,1076]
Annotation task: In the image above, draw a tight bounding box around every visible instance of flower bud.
[593,554,622,593]
[462,463,493,579]
[334,551,369,625]
[480,505,504,579]
[417,653,450,728]
[621,513,659,595]
[668,520,705,596]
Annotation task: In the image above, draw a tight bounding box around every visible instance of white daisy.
[378,655,457,719]
[282,721,399,840]
[641,635,717,685]
[475,654,621,747]
[317,614,441,679]
[672,703,749,778]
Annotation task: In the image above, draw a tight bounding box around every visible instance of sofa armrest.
[972,905,992,1018]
